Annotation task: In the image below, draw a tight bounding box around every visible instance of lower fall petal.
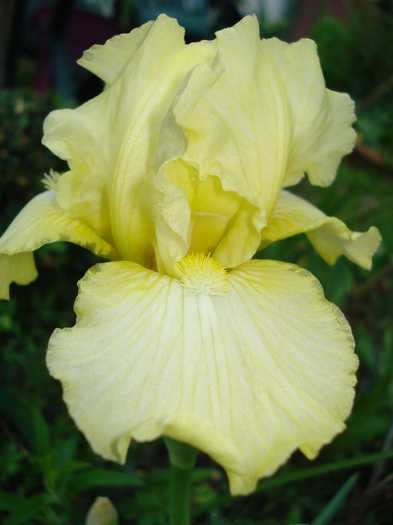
[0,191,118,298]
[0,191,117,258]
[0,253,38,300]
[260,190,382,269]
[47,258,357,495]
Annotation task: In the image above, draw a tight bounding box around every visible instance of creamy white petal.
[47,258,357,495]
[260,190,382,269]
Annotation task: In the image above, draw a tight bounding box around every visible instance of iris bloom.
[0,15,381,495]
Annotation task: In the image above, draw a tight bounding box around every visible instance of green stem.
[164,437,199,525]
[169,463,193,525]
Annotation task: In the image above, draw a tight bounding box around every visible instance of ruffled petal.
[42,98,116,242]
[153,56,225,273]
[43,16,218,267]
[0,191,118,298]
[266,40,356,188]
[0,253,37,300]
[109,19,218,265]
[181,16,289,218]
[260,190,382,269]
[155,46,266,271]
[77,21,154,87]
[0,191,117,258]
[47,258,357,495]
[179,16,355,225]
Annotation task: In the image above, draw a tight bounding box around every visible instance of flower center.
[176,253,228,296]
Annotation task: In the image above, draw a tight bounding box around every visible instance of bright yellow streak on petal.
[176,253,228,295]
[189,211,228,254]
[163,159,243,259]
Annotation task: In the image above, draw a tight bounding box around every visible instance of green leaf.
[2,494,49,525]
[32,408,51,457]
[192,450,393,517]
[310,474,358,525]
[71,468,143,494]
[58,459,91,475]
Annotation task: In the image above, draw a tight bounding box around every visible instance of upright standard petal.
[43,16,218,268]
[155,50,266,272]
[109,18,218,265]
[0,191,118,298]
[47,257,357,495]
[260,190,382,269]
[264,39,356,188]
[179,16,355,230]
[180,16,289,219]
[77,21,155,87]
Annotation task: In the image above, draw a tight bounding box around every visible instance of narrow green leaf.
[310,474,358,525]
[255,450,393,492]
[71,469,143,494]
[58,460,92,475]
[192,450,393,517]
[32,407,51,457]
[3,494,49,525]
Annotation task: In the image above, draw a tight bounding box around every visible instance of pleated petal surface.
[260,190,382,269]
[180,16,355,225]
[180,16,289,219]
[47,259,358,495]
[42,15,218,267]
[77,21,154,87]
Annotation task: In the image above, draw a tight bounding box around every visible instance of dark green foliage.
[312,2,393,169]
[0,91,68,225]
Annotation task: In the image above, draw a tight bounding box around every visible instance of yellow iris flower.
[0,15,381,495]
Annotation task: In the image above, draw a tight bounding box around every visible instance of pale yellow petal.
[266,39,356,187]
[156,158,265,272]
[47,259,357,495]
[42,98,115,243]
[78,21,154,87]
[0,191,117,258]
[180,16,355,230]
[260,190,382,269]
[44,16,218,267]
[181,16,289,219]
[109,19,218,265]
[0,253,38,300]
[154,41,266,270]
[153,56,225,273]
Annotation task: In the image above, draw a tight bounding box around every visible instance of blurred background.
[1,1,393,524]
